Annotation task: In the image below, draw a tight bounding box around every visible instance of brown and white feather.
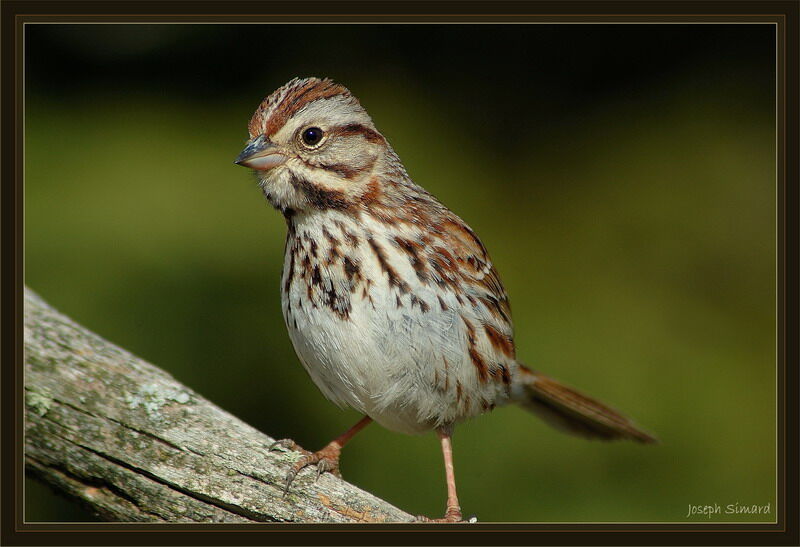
[242,77,655,442]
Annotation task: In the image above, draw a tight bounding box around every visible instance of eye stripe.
[328,123,384,144]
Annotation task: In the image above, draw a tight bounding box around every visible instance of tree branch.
[23,287,414,523]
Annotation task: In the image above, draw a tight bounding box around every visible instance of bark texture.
[23,288,414,523]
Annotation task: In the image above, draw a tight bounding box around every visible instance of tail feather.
[515,365,657,444]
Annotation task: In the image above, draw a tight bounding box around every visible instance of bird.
[234,77,656,522]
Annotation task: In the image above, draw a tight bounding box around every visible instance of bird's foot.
[415,506,467,523]
[268,438,311,457]
[270,439,342,496]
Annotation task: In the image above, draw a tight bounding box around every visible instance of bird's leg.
[270,415,372,495]
[440,429,463,521]
[417,427,464,523]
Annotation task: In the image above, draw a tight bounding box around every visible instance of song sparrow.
[234,77,655,522]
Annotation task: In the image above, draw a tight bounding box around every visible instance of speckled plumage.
[235,77,655,521]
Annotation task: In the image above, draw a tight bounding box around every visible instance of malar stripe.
[288,173,352,211]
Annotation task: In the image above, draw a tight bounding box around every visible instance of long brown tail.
[515,365,657,443]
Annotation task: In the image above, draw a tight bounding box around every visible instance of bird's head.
[235,77,393,216]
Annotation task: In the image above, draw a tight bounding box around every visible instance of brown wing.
[426,211,516,393]
[436,214,513,329]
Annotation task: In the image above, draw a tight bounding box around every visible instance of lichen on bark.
[23,287,414,523]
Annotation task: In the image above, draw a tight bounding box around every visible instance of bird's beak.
[234,135,287,171]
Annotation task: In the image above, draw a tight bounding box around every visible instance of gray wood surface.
[24,287,414,523]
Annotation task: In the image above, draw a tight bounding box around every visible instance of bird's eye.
[301,127,324,147]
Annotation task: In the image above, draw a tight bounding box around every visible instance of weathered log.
[23,287,414,523]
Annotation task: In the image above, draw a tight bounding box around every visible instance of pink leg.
[332,415,373,449]
[270,416,372,495]
[438,428,463,522]
[417,427,464,522]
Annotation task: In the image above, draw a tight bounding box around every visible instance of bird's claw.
[282,467,299,498]
[269,438,311,456]
[277,443,342,497]
[415,507,470,523]
[315,457,339,479]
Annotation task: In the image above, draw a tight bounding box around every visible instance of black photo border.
[2,1,797,545]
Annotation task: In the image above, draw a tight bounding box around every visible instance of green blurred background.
[24,24,776,522]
